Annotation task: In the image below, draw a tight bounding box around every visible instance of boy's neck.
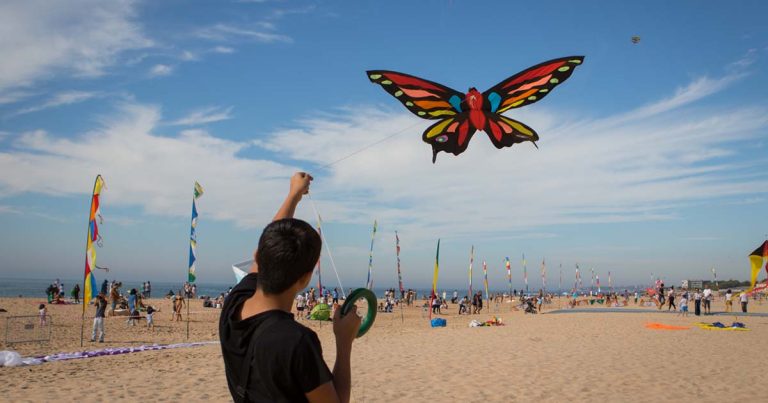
[240,287,296,320]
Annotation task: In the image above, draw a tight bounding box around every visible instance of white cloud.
[169,106,234,126]
[0,205,21,214]
[0,90,36,105]
[9,91,101,117]
[197,23,292,43]
[180,50,198,61]
[211,46,236,54]
[0,0,152,92]
[0,103,295,229]
[149,64,174,77]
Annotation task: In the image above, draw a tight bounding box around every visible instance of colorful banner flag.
[505,257,512,295]
[395,231,404,293]
[430,239,440,320]
[188,181,203,282]
[468,245,474,299]
[366,220,377,289]
[575,264,581,290]
[541,258,547,291]
[749,241,768,289]
[711,267,718,289]
[483,260,489,304]
[596,274,601,293]
[82,175,105,312]
[608,271,613,292]
[590,267,595,292]
[522,253,528,293]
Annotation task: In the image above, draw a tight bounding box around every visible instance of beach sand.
[1,296,766,402]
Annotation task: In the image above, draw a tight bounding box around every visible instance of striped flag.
[430,240,440,320]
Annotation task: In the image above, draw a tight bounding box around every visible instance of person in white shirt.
[295,293,306,320]
[702,287,712,314]
[693,289,702,316]
[724,289,733,312]
[739,292,749,313]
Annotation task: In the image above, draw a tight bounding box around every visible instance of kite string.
[317,121,423,170]
[307,193,347,299]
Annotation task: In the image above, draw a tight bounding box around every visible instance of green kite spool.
[340,288,377,337]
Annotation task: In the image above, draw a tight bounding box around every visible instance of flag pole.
[186,181,204,340]
[80,175,104,347]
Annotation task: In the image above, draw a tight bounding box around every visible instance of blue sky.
[0,0,767,291]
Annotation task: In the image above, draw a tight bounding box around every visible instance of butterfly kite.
[367,56,584,162]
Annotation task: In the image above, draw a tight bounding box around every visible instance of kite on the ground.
[367,56,584,162]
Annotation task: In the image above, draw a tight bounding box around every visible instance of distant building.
[684,280,704,289]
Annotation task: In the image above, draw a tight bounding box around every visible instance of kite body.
[367,56,584,162]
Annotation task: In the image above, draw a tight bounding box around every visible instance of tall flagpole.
[395,231,404,323]
[523,254,528,295]
[483,260,489,312]
[429,240,440,321]
[186,181,203,340]
[80,175,105,347]
[468,245,474,303]
[366,220,377,290]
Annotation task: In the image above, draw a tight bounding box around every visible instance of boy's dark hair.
[256,218,321,294]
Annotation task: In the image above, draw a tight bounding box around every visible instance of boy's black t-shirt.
[219,273,333,402]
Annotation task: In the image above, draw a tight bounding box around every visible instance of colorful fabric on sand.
[82,175,105,311]
[367,56,584,162]
[644,323,690,331]
[695,322,749,331]
[469,316,505,327]
[188,181,204,283]
[4,342,218,367]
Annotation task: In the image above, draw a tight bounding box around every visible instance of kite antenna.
[307,193,347,298]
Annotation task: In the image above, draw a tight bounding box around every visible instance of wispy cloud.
[211,46,235,54]
[9,91,101,117]
[149,64,174,77]
[0,205,21,215]
[169,106,234,126]
[0,0,152,92]
[196,23,292,43]
[0,90,36,105]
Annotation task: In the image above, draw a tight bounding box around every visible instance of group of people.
[44,279,80,304]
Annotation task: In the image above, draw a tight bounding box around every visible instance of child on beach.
[219,172,360,402]
[38,304,47,327]
[678,294,689,317]
[146,305,155,329]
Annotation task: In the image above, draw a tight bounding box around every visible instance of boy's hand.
[333,304,361,347]
[289,172,313,200]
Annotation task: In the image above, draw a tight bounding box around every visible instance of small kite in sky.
[631,36,641,44]
[367,56,584,162]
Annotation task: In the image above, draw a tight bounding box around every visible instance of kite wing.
[482,56,584,114]
[367,70,474,162]
[366,70,464,119]
[232,260,252,284]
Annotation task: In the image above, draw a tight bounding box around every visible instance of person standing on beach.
[667,286,676,311]
[127,288,138,326]
[38,304,47,327]
[101,279,108,296]
[219,172,360,402]
[724,289,733,312]
[702,287,712,314]
[146,281,152,298]
[739,292,748,313]
[72,284,80,304]
[678,293,689,317]
[91,293,107,342]
[693,289,702,316]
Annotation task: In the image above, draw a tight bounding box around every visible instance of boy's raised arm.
[273,172,313,222]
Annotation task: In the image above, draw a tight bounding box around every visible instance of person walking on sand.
[171,294,185,322]
[91,293,107,342]
[740,292,748,313]
[38,304,47,327]
[702,286,712,315]
[146,305,155,330]
[72,284,80,304]
[724,289,733,312]
[693,288,702,316]
[667,286,676,311]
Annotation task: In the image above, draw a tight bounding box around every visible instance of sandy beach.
[2,296,766,402]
